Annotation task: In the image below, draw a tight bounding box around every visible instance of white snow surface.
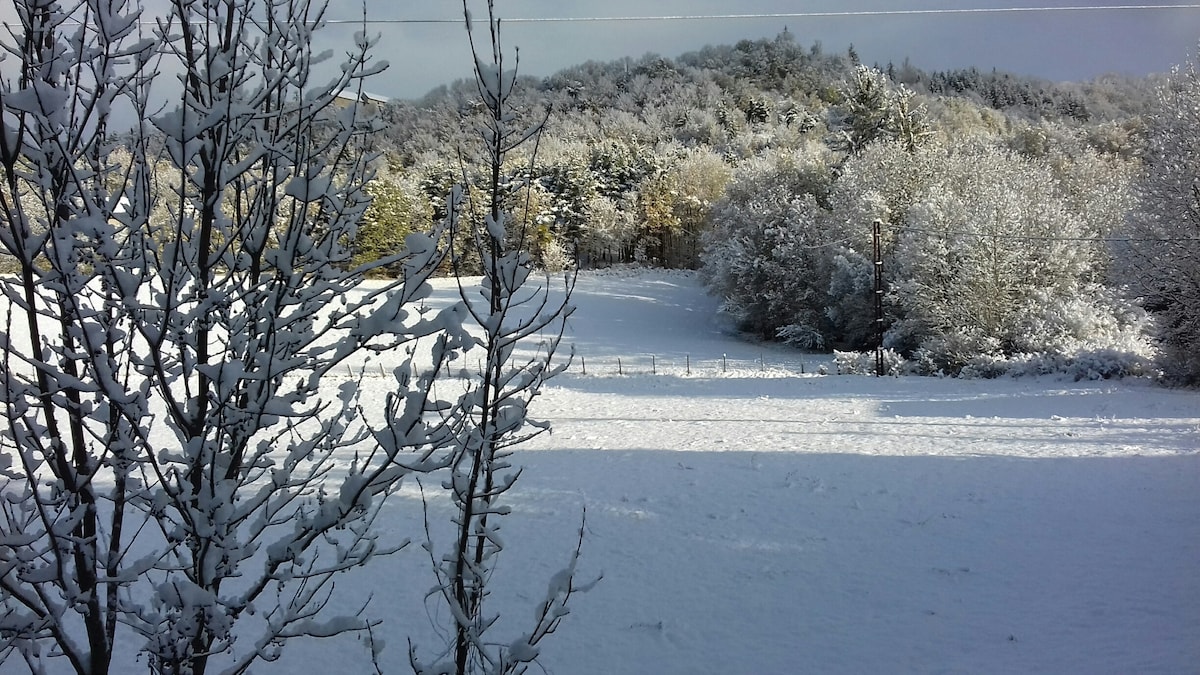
[280,268,1199,675]
[20,268,1200,674]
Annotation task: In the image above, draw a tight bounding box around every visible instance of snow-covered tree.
[883,142,1141,372]
[833,65,929,155]
[663,147,733,268]
[576,193,637,266]
[534,149,597,248]
[703,134,1145,371]
[700,144,837,344]
[1120,54,1200,383]
[407,3,585,674]
[355,162,435,274]
[0,1,473,672]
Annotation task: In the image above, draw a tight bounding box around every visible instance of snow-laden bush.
[1010,285,1154,357]
[834,348,907,376]
[900,285,1155,379]
[873,142,1144,375]
[957,349,1155,381]
[824,247,878,348]
[886,147,1102,350]
[952,287,1156,380]
[704,191,828,345]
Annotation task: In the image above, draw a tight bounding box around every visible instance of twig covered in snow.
[0,1,473,673]
[406,3,588,675]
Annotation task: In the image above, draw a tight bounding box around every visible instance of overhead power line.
[320,5,1200,25]
[894,225,1200,244]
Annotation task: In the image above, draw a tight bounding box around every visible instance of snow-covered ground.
[276,269,1199,675]
[10,268,1199,674]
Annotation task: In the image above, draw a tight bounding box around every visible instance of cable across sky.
[321,5,1200,25]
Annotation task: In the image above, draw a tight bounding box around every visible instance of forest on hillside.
[367,32,1153,274]
[338,31,1195,382]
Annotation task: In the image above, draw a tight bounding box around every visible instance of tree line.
[333,31,1197,383]
[356,30,1152,276]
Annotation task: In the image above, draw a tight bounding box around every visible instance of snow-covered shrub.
[888,150,1089,345]
[824,247,878,348]
[925,287,1156,381]
[1010,285,1154,357]
[929,286,1154,380]
[804,134,1145,377]
[956,349,1155,381]
[957,354,1015,379]
[891,328,1004,375]
[705,191,828,344]
[777,320,826,349]
[834,349,907,376]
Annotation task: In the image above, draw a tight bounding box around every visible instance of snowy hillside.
[267,269,1199,675]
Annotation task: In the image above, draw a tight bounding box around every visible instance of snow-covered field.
[10,269,1199,674]
[272,269,1199,675]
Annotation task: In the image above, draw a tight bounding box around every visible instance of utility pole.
[873,219,884,377]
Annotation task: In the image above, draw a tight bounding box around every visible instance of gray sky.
[323,1,1200,99]
[0,1,1195,101]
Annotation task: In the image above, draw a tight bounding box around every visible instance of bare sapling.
[407,3,595,675]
